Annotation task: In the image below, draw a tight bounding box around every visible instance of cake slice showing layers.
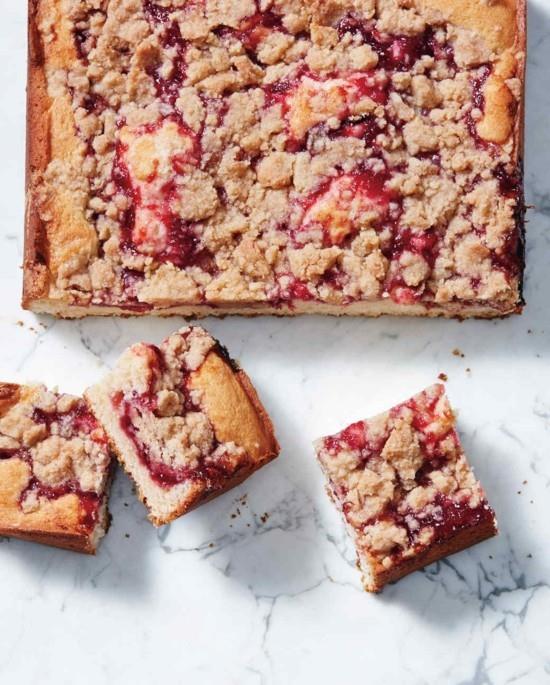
[86,326,279,526]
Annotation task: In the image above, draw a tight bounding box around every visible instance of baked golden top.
[26,0,525,315]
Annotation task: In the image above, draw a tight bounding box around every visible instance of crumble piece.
[85,326,279,525]
[0,383,113,553]
[314,384,497,591]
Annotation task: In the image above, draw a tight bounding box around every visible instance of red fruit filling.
[331,114,382,146]
[295,166,395,248]
[112,119,216,272]
[143,0,173,24]
[384,228,440,303]
[290,280,315,301]
[19,476,102,531]
[336,17,455,71]
[110,344,243,489]
[337,421,367,451]
[464,64,493,150]
[417,493,495,544]
[235,11,286,53]
[31,402,107,444]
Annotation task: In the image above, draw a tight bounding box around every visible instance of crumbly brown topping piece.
[100,326,251,488]
[36,0,524,312]
[0,384,111,527]
[314,383,496,572]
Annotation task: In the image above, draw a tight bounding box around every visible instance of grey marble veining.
[0,1,549,683]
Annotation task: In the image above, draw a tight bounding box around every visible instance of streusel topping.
[104,326,251,488]
[0,385,111,528]
[38,0,523,311]
[315,384,495,570]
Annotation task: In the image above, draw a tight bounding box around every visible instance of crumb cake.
[85,326,279,525]
[314,384,497,591]
[25,0,525,318]
[0,383,112,553]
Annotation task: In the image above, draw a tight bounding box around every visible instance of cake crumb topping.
[33,0,524,315]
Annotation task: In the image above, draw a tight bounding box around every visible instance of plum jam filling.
[370,491,494,563]
[74,27,91,60]
[465,64,494,150]
[143,1,174,24]
[289,280,315,301]
[72,8,107,61]
[325,420,367,453]
[148,25,188,105]
[111,386,242,488]
[216,10,287,56]
[263,64,309,108]
[111,119,215,273]
[329,114,383,146]
[113,394,240,489]
[336,17,454,72]
[143,3,189,104]
[19,478,102,531]
[110,345,242,489]
[412,493,494,544]
[31,402,108,447]
[294,166,396,247]
[112,142,139,253]
[263,70,389,153]
[0,448,27,460]
[384,228,440,304]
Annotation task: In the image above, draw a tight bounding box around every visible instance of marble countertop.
[1,2,549,683]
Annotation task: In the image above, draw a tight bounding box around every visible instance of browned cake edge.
[24,0,52,308]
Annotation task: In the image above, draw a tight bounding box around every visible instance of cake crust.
[24,0,526,319]
[0,382,112,554]
[315,383,497,591]
[85,326,279,526]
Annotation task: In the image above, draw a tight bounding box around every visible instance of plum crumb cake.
[0,383,112,553]
[314,384,497,591]
[85,326,279,525]
[25,0,525,319]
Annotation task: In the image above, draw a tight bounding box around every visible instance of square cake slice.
[314,384,497,591]
[25,0,525,319]
[0,383,112,553]
[86,326,279,526]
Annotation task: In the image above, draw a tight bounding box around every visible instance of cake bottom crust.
[0,494,111,555]
[25,297,522,320]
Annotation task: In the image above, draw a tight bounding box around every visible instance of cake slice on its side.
[314,384,497,591]
[86,326,279,526]
[0,383,113,553]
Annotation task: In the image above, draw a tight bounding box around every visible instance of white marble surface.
[1,1,549,683]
